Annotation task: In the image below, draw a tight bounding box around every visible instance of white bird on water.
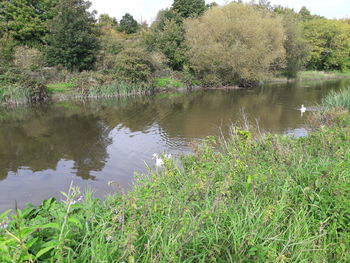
[300,104,306,117]
[152,153,172,167]
[153,153,164,167]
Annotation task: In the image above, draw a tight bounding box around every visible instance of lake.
[1,79,349,211]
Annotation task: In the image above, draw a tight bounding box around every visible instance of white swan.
[152,153,164,167]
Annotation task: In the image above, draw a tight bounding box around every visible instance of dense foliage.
[44,0,100,71]
[172,0,206,18]
[0,0,56,47]
[185,3,285,86]
[114,47,155,85]
[302,18,350,71]
[118,13,139,34]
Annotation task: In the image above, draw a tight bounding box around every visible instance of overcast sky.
[90,0,349,23]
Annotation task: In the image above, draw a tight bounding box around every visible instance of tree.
[156,19,188,70]
[302,19,350,71]
[185,2,285,86]
[45,0,100,71]
[0,0,56,47]
[118,13,139,34]
[206,2,218,9]
[98,14,118,28]
[172,0,206,18]
[114,47,155,85]
[274,7,309,78]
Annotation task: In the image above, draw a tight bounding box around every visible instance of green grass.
[47,81,76,94]
[1,107,350,262]
[299,70,350,81]
[154,77,186,88]
[0,85,28,104]
[323,87,350,110]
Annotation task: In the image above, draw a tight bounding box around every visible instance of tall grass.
[323,87,350,110]
[88,82,153,98]
[0,85,28,104]
[1,110,350,262]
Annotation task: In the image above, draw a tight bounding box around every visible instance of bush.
[114,47,155,85]
[75,71,113,92]
[14,46,44,71]
[0,36,16,65]
[185,2,286,86]
[22,78,49,103]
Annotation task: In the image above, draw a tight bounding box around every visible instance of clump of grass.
[154,77,185,88]
[0,84,28,104]
[88,82,153,97]
[2,112,350,262]
[323,87,350,110]
[47,81,76,94]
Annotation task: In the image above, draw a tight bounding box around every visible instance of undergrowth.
[323,87,350,111]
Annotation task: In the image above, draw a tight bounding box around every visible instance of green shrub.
[0,36,16,65]
[22,78,49,103]
[75,71,113,92]
[185,2,286,86]
[14,46,44,71]
[114,47,155,85]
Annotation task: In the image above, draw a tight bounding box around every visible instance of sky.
[90,0,350,23]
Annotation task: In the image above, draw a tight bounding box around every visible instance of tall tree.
[303,19,350,71]
[118,13,139,34]
[185,2,286,86]
[172,0,206,18]
[98,14,118,28]
[45,0,100,71]
[0,0,56,47]
[274,7,309,78]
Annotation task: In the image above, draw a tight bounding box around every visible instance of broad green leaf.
[35,246,55,260]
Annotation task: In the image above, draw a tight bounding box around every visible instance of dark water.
[0,79,349,211]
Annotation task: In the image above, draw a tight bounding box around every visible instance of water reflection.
[0,79,349,210]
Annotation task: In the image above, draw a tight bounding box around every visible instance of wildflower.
[69,195,84,205]
[0,222,8,230]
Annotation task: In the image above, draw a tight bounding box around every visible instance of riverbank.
[1,88,350,261]
[2,70,350,105]
[267,70,350,83]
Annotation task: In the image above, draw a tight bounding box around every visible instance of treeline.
[0,0,350,101]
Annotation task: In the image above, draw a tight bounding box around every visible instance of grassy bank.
[299,70,350,81]
[1,98,350,261]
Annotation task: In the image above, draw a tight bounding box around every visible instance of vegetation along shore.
[1,0,350,104]
[1,88,350,262]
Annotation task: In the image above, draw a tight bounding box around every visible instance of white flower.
[0,222,8,230]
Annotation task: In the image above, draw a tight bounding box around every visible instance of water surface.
[1,79,349,210]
